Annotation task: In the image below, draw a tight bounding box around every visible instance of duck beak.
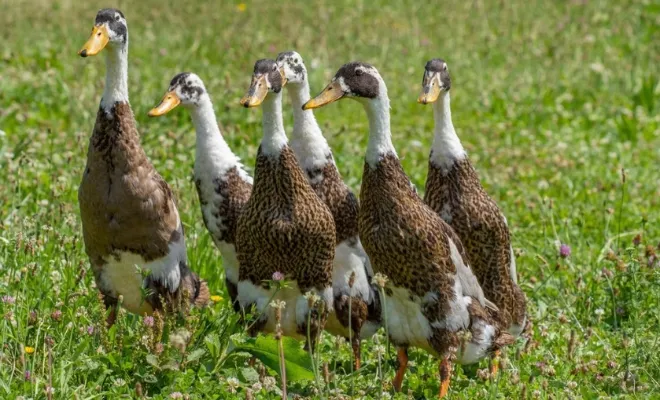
[302,81,345,110]
[240,75,269,108]
[279,67,288,87]
[417,73,441,104]
[148,92,181,117]
[78,25,109,57]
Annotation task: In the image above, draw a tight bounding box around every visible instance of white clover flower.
[269,299,286,310]
[595,308,605,316]
[226,377,240,393]
[113,378,126,387]
[303,292,320,303]
[263,376,277,391]
[372,273,389,288]
[251,382,262,392]
[50,270,62,283]
[169,329,191,353]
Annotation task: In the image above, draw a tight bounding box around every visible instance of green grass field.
[1,0,659,398]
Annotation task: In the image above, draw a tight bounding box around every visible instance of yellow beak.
[417,74,441,104]
[78,25,109,57]
[302,81,345,110]
[240,75,269,108]
[148,92,181,117]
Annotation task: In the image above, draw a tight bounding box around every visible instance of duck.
[417,59,527,345]
[276,51,380,369]
[77,9,208,324]
[236,59,336,351]
[303,62,514,397]
[148,72,253,312]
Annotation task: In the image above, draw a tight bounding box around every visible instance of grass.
[1,0,659,398]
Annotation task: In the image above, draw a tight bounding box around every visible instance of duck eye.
[115,15,120,21]
[356,69,363,76]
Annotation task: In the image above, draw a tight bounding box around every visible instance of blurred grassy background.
[1,0,659,398]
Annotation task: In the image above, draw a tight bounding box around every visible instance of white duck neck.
[101,40,129,112]
[288,79,332,168]
[189,95,241,172]
[363,88,397,168]
[430,91,466,168]
[260,91,288,157]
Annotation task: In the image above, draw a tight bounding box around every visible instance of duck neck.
[260,92,288,157]
[364,93,397,169]
[101,41,129,112]
[430,91,465,168]
[288,80,332,167]
[189,95,239,172]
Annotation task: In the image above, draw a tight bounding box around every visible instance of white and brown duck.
[418,59,527,342]
[236,59,336,350]
[148,72,253,312]
[304,62,514,397]
[276,51,380,369]
[77,9,208,324]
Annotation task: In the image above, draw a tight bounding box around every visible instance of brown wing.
[236,146,336,292]
[79,103,181,265]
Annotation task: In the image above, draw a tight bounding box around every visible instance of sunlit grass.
[1,0,659,398]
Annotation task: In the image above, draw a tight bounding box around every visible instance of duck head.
[240,59,287,108]
[417,59,451,104]
[302,61,383,109]
[148,72,207,116]
[276,51,307,85]
[78,8,128,57]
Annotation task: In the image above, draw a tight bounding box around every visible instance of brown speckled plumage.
[361,155,460,297]
[236,145,336,340]
[196,167,252,245]
[238,145,335,290]
[425,136,527,335]
[195,166,252,312]
[307,154,360,244]
[360,153,513,355]
[79,103,208,317]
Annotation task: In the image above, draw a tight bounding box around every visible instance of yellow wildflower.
[210,295,223,302]
[24,346,35,354]
[236,3,247,12]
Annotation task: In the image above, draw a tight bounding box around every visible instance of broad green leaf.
[238,367,260,383]
[186,348,205,363]
[145,354,159,369]
[229,336,315,382]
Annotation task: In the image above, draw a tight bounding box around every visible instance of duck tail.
[484,298,499,312]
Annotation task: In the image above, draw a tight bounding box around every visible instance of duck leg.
[439,356,452,398]
[489,349,501,376]
[106,307,117,326]
[351,335,361,370]
[103,296,118,327]
[393,347,409,392]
